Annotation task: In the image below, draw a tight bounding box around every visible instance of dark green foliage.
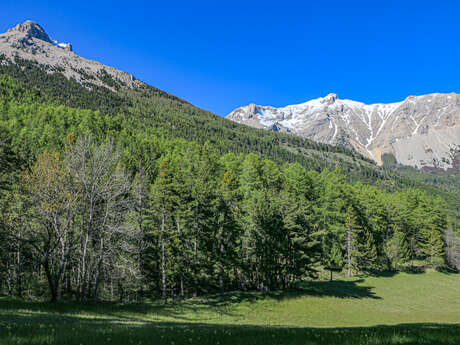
[0,57,392,185]
[96,69,123,90]
[0,126,18,187]
[0,57,456,303]
[0,57,127,115]
[382,153,398,169]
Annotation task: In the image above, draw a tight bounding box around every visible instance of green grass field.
[1,271,459,345]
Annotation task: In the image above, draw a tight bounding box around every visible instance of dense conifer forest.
[0,58,458,302]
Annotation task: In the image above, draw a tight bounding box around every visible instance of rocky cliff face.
[0,20,142,90]
[227,93,460,171]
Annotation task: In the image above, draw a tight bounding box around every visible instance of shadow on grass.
[402,267,427,274]
[200,278,381,308]
[0,297,204,321]
[0,311,458,345]
[0,279,380,322]
[284,279,380,300]
[365,270,399,278]
[6,268,460,323]
[437,266,460,274]
[399,266,460,275]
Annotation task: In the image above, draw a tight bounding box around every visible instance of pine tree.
[422,196,448,268]
[150,158,179,304]
[345,205,364,277]
[362,231,379,270]
[131,163,149,299]
[323,238,343,281]
[280,163,320,285]
[214,169,240,292]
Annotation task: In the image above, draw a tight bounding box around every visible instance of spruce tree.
[150,157,179,303]
[423,225,445,268]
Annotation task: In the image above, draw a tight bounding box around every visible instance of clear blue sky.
[1,0,459,115]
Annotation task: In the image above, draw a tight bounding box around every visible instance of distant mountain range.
[228,93,460,172]
[0,20,458,228]
[1,20,459,179]
[0,20,383,179]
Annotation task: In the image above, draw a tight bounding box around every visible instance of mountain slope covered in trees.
[0,21,459,303]
[0,55,384,182]
[0,53,458,224]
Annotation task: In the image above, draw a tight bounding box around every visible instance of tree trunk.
[80,231,90,301]
[161,206,166,304]
[93,236,104,301]
[43,259,58,303]
[16,243,22,297]
[177,219,184,298]
[347,226,352,278]
[137,166,145,297]
[193,239,197,297]
[219,242,224,294]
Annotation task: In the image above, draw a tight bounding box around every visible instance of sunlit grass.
[0,271,459,344]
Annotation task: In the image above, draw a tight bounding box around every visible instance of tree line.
[0,60,391,186]
[1,62,458,223]
[0,135,455,303]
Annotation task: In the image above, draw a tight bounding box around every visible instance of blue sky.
[1,1,459,115]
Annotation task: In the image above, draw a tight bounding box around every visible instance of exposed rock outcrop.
[227,93,460,171]
[0,20,142,90]
[8,20,53,44]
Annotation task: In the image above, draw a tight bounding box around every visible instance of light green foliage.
[0,58,457,303]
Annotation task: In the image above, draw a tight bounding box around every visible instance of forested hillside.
[0,55,459,303]
[0,56,389,182]
[1,56,458,220]
[0,133,455,302]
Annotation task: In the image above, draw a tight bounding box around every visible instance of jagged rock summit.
[227,93,460,171]
[5,20,73,52]
[0,20,141,89]
[8,20,54,44]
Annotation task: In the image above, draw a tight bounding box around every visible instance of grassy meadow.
[1,271,459,345]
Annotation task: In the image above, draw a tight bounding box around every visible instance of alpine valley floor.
[1,271,459,345]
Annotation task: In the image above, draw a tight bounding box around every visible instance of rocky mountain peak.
[322,93,338,105]
[4,20,73,52]
[227,93,460,171]
[247,103,258,114]
[8,20,53,44]
[0,20,143,91]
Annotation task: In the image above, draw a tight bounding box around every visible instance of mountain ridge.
[0,21,382,179]
[0,20,458,228]
[0,20,142,90]
[227,93,460,172]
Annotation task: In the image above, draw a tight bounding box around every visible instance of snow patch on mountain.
[227,93,460,171]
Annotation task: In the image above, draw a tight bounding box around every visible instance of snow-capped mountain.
[227,93,460,171]
[0,20,142,90]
